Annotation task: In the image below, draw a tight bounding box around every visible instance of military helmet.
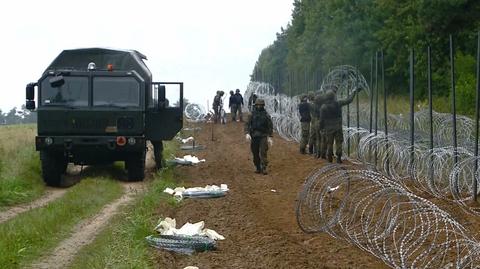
[235,89,240,93]
[230,90,234,94]
[255,98,265,106]
[325,90,336,100]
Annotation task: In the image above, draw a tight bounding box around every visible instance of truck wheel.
[127,151,145,181]
[152,141,164,170]
[40,151,66,187]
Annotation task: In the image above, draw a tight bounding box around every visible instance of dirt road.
[154,121,387,268]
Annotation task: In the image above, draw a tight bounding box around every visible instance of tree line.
[251,0,480,115]
[0,105,37,125]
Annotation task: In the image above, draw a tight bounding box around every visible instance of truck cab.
[26,48,183,186]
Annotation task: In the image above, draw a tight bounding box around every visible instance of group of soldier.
[212,89,245,123]
[220,86,361,176]
[298,86,362,163]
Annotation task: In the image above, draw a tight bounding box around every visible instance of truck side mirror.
[26,100,36,110]
[26,83,36,100]
[158,85,166,109]
[26,83,36,110]
[49,75,65,88]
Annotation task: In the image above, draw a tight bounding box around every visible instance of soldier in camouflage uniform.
[297,95,311,154]
[313,93,326,159]
[319,87,361,163]
[245,99,274,175]
[308,92,318,154]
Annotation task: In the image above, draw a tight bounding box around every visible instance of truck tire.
[152,141,164,170]
[40,151,66,187]
[127,151,145,181]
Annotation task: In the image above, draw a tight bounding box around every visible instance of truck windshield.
[93,77,140,108]
[41,76,89,107]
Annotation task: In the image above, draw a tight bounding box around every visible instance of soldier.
[297,95,311,154]
[229,90,237,121]
[245,99,273,175]
[248,93,257,112]
[314,93,326,159]
[212,90,224,123]
[319,87,361,163]
[307,92,317,154]
[233,89,244,121]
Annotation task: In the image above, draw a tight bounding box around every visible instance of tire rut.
[29,182,145,269]
[0,188,67,224]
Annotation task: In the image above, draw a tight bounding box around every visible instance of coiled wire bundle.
[296,164,480,268]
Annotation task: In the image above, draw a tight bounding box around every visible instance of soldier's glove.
[245,134,252,141]
[267,137,273,147]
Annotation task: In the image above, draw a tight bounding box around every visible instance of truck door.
[145,82,183,141]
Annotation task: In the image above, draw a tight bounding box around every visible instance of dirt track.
[30,182,145,269]
[154,121,387,268]
[0,188,67,224]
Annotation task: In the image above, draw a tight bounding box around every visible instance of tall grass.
[0,124,44,207]
[69,142,181,269]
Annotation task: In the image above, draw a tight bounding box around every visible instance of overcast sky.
[0,0,293,112]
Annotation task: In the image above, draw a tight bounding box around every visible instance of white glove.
[245,134,251,141]
[267,137,273,147]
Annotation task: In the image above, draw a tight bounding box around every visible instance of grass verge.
[0,178,123,269]
[69,142,181,269]
[0,124,44,207]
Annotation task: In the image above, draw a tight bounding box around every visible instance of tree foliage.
[252,0,480,101]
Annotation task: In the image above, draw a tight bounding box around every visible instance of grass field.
[0,124,44,207]
[0,178,123,269]
[69,142,180,269]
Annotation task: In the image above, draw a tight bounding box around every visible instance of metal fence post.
[410,49,415,175]
[450,35,458,194]
[474,32,480,201]
[428,46,434,187]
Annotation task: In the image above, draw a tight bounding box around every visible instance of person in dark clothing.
[244,98,273,175]
[319,87,361,163]
[212,90,224,123]
[229,90,236,121]
[233,89,244,121]
[297,95,311,154]
[248,93,257,112]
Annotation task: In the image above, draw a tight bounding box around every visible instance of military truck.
[25,48,183,186]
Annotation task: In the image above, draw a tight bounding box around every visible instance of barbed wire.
[296,164,480,268]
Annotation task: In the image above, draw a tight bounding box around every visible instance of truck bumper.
[36,135,146,164]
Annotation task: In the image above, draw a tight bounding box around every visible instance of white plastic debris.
[181,136,195,144]
[174,155,205,164]
[327,185,340,193]
[271,189,277,193]
[163,188,175,195]
[155,217,225,241]
[184,267,199,269]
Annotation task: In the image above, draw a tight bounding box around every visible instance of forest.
[251,0,480,114]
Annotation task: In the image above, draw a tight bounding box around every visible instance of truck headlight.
[45,137,53,145]
[128,137,136,145]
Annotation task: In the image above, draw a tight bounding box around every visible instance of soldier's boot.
[308,145,314,155]
[255,164,261,173]
[327,154,333,163]
[300,147,306,154]
[262,166,268,175]
[336,154,342,164]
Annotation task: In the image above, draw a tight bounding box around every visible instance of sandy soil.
[153,121,388,268]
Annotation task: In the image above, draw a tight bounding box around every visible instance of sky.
[0,0,294,112]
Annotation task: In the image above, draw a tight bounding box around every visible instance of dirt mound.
[154,121,387,268]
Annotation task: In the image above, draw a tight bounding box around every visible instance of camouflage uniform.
[245,100,273,174]
[308,93,318,154]
[314,93,326,159]
[319,89,359,163]
[297,95,311,154]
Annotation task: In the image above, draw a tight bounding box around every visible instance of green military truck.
[25,48,183,186]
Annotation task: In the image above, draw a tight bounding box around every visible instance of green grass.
[0,178,123,269]
[0,124,44,207]
[69,142,181,269]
